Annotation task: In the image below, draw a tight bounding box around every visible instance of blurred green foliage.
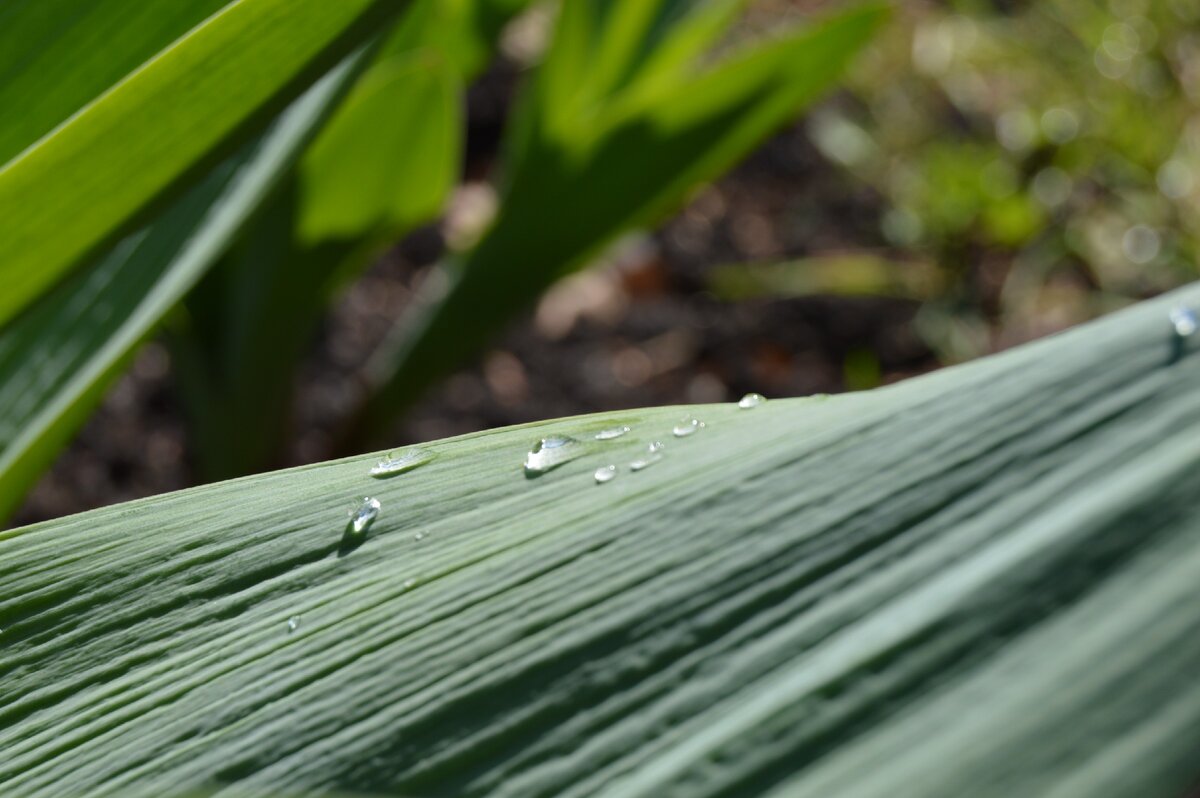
[125,0,885,479]
[347,0,887,449]
[806,0,1200,359]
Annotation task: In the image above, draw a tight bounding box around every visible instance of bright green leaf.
[0,0,227,165]
[298,53,461,245]
[0,52,368,521]
[0,0,411,329]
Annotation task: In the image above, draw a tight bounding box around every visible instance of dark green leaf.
[2,287,1199,796]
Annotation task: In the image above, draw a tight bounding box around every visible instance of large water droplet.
[369,447,435,477]
[347,497,381,535]
[594,426,631,441]
[672,417,704,437]
[594,465,617,484]
[287,615,301,634]
[738,392,766,409]
[1170,306,1197,337]
[524,435,584,475]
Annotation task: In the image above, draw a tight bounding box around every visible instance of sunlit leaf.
[0,53,368,520]
[0,0,411,328]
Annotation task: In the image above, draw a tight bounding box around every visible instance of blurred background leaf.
[0,0,411,328]
[0,52,368,519]
[162,0,523,482]
[344,2,888,449]
[0,0,227,165]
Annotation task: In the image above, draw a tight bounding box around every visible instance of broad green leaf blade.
[0,0,227,165]
[297,53,461,244]
[349,4,886,443]
[382,0,536,79]
[3,286,1200,796]
[0,0,410,329]
[0,53,368,521]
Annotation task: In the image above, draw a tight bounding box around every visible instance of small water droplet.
[630,455,662,472]
[287,616,301,633]
[524,435,584,474]
[594,426,631,441]
[347,496,381,535]
[594,465,617,484]
[672,417,704,437]
[403,578,417,590]
[414,531,426,541]
[370,447,434,477]
[631,442,665,471]
[738,392,766,409]
[1170,306,1197,337]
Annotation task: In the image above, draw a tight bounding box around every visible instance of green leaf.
[0,53,368,521]
[0,0,227,166]
[0,0,411,329]
[297,53,461,245]
[348,3,887,444]
[3,287,1200,796]
[382,0,536,79]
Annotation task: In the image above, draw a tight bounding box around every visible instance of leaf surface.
[3,286,1199,797]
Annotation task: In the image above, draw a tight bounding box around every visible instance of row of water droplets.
[299,300,1193,634]
[301,393,767,633]
[344,447,437,541]
[522,393,766,487]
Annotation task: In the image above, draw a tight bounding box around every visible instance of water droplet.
[672,417,704,437]
[403,578,417,590]
[631,442,665,471]
[414,531,426,541]
[630,455,662,472]
[287,616,301,633]
[594,465,617,484]
[369,447,434,477]
[737,393,766,409]
[594,426,631,441]
[1170,306,1197,337]
[347,497,381,535]
[524,435,584,475]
